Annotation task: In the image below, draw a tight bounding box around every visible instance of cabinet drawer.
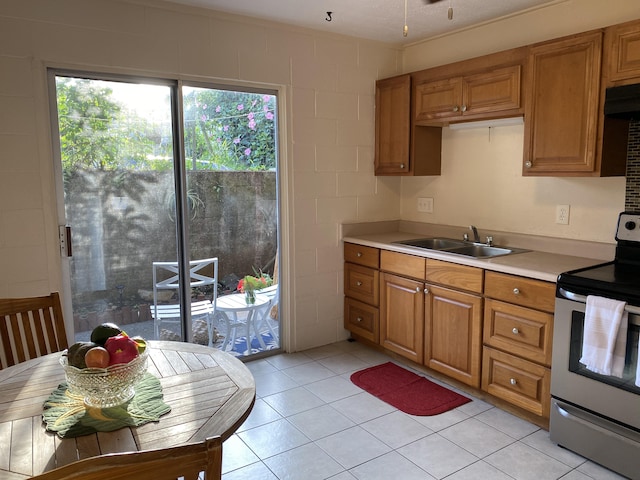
[344,243,379,268]
[344,263,379,306]
[482,347,550,418]
[344,297,379,343]
[425,259,483,293]
[484,271,555,312]
[380,250,425,279]
[484,299,553,366]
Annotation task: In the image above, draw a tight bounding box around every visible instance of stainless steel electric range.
[551,212,640,480]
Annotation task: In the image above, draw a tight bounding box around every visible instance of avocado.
[90,322,123,346]
[66,341,97,369]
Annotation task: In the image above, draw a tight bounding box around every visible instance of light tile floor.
[222,340,628,480]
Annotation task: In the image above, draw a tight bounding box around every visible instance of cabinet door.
[379,272,424,363]
[425,284,482,387]
[463,65,521,116]
[375,75,411,175]
[523,32,603,175]
[606,20,640,82]
[414,77,463,122]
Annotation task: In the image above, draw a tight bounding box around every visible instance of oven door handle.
[558,287,640,318]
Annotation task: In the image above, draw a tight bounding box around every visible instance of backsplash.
[626,121,640,211]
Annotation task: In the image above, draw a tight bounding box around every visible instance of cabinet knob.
[453,105,459,112]
[513,288,520,295]
[512,327,519,335]
[510,378,517,386]
[399,163,406,169]
[416,286,422,293]
[356,252,362,257]
[525,161,532,169]
[356,281,362,286]
[461,104,467,112]
[356,317,363,322]
[424,288,429,294]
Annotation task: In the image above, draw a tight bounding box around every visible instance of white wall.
[0,0,402,350]
[400,0,640,244]
[1,0,639,352]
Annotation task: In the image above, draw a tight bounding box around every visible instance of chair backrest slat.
[30,436,222,480]
[0,292,68,370]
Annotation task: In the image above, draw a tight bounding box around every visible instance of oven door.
[552,290,640,430]
[551,292,640,480]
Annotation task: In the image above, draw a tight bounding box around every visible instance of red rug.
[350,362,471,416]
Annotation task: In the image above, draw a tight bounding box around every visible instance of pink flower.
[237,104,244,111]
[263,105,269,112]
[263,95,270,102]
[233,137,240,144]
[266,112,274,120]
[201,114,207,121]
[248,119,256,130]
[223,125,229,131]
[215,105,221,113]
[244,148,251,156]
[248,112,254,120]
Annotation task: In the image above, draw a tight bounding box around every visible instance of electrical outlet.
[417,197,433,213]
[556,204,570,225]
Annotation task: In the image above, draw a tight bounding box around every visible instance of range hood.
[604,84,640,119]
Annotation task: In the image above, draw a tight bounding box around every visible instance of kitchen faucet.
[469,225,480,243]
[468,225,494,246]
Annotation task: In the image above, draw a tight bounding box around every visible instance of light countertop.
[344,231,608,283]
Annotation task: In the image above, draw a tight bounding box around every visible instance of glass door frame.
[47,68,287,351]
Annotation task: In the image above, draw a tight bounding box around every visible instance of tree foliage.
[55,77,277,173]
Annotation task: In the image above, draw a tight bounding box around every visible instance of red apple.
[104,334,139,366]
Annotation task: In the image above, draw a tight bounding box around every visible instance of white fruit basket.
[60,349,148,408]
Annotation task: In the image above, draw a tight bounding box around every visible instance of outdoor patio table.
[217,292,270,354]
[0,340,255,478]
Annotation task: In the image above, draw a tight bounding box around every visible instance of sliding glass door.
[50,72,280,358]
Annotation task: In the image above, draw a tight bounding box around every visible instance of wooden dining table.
[0,340,255,479]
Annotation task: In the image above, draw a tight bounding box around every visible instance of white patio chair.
[152,258,218,346]
[255,284,279,343]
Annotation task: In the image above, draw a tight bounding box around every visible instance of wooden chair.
[0,292,68,370]
[30,436,222,480]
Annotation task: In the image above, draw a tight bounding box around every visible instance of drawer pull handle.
[357,252,362,257]
[510,378,517,386]
[356,281,363,286]
[513,288,520,295]
[512,327,519,335]
[356,317,363,322]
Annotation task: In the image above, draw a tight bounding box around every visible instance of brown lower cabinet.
[343,242,556,422]
[425,284,483,388]
[379,272,425,364]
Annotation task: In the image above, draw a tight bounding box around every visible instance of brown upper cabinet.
[375,19,640,178]
[523,31,608,176]
[606,19,640,83]
[414,65,522,124]
[374,75,411,175]
[374,75,442,176]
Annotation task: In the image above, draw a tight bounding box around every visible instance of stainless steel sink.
[443,245,515,258]
[393,238,466,250]
[392,237,529,258]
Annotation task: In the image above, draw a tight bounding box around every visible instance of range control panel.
[615,212,640,243]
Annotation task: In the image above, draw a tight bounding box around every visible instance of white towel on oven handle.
[579,295,628,378]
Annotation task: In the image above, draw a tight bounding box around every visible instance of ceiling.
[160,0,560,45]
